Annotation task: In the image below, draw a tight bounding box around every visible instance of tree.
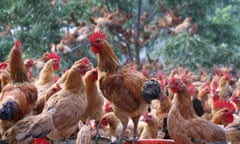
[0,0,239,74]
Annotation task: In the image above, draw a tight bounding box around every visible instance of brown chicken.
[0,40,38,136]
[139,112,159,139]
[76,120,92,144]
[174,17,191,34]
[167,77,227,144]
[211,99,235,127]
[56,57,91,86]
[216,72,233,100]
[0,23,11,37]
[225,120,240,144]
[81,68,104,122]
[34,52,60,72]
[89,31,156,143]
[231,93,240,114]
[33,59,60,114]
[55,39,72,54]
[197,83,211,114]
[24,58,34,80]
[0,69,10,92]
[100,112,122,139]
[156,11,173,28]
[3,61,91,143]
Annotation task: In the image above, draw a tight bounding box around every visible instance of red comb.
[53,75,59,82]
[55,83,62,90]
[47,52,61,62]
[81,57,90,64]
[231,93,240,103]
[89,31,106,43]
[188,84,195,89]
[105,102,113,113]
[15,39,21,48]
[0,62,8,70]
[61,68,67,74]
[143,112,149,118]
[85,118,92,126]
[214,100,235,112]
[34,138,50,144]
[168,77,180,84]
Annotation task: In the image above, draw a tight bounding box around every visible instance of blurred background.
[0,0,240,75]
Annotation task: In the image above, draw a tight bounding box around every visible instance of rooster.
[0,40,38,136]
[167,77,227,144]
[89,31,160,143]
[2,60,91,143]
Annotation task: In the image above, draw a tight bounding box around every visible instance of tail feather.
[0,99,15,120]
[141,79,162,104]
[29,114,53,138]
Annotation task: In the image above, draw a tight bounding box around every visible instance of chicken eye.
[95,40,101,43]
[223,109,229,113]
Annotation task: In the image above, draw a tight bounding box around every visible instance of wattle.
[91,46,100,54]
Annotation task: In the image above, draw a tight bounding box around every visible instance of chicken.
[0,40,38,136]
[0,69,10,92]
[231,93,240,114]
[76,120,92,144]
[81,68,105,140]
[3,61,91,143]
[146,79,171,139]
[173,17,191,34]
[55,39,72,54]
[34,52,60,72]
[167,77,227,144]
[0,23,11,37]
[33,58,60,114]
[216,72,233,100]
[197,83,211,114]
[100,112,122,139]
[188,84,204,117]
[24,58,34,80]
[171,11,182,26]
[89,31,159,143]
[139,112,159,139]
[188,23,198,35]
[81,68,104,121]
[211,99,235,127]
[225,120,240,144]
[156,11,173,28]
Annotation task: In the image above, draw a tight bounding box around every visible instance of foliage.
[0,0,240,72]
[155,33,240,72]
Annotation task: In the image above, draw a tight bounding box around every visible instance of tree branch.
[140,8,159,30]
[135,0,142,67]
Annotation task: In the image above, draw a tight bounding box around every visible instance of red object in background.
[124,139,176,144]
[34,138,51,144]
